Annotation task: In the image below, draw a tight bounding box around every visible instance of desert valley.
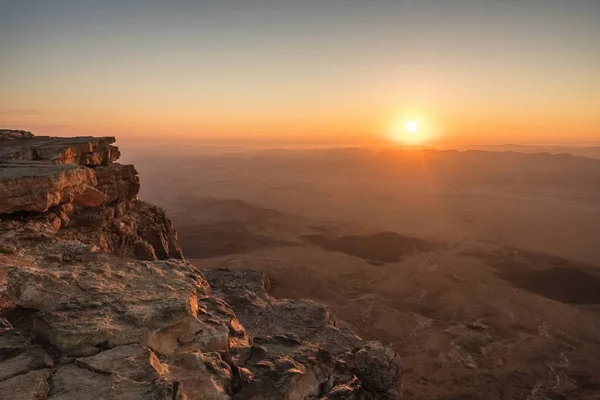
[125,143,600,400]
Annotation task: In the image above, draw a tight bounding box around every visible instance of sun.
[405,120,419,134]
[387,114,433,145]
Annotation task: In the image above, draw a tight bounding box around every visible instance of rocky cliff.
[0,130,402,399]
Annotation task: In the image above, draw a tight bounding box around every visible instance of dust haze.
[124,141,600,400]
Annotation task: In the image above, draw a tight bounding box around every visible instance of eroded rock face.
[227,334,335,400]
[202,268,362,355]
[0,369,53,400]
[204,267,403,400]
[0,129,35,140]
[95,163,140,202]
[0,342,53,381]
[0,131,402,399]
[75,344,166,382]
[65,199,184,260]
[167,351,233,400]
[0,134,119,165]
[48,364,181,400]
[0,161,94,214]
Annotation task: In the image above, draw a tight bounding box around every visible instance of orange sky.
[1,1,599,145]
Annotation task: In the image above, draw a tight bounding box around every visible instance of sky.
[1,0,599,146]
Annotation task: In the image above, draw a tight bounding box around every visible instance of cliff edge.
[0,130,402,399]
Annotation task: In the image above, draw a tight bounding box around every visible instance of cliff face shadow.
[302,232,438,264]
[475,250,600,305]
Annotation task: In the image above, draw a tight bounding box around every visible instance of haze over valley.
[127,145,600,399]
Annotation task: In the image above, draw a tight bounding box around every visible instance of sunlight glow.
[405,120,419,133]
[386,111,439,145]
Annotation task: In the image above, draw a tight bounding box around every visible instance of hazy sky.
[1,0,599,145]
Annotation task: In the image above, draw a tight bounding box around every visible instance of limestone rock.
[202,268,361,356]
[167,351,233,400]
[227,335,334,400]
[0,331,28,361]
[342,341,403,400]
[12,255,247,357]
[0,129,34,140]
[75,344,166,382]
[0,369,53,400]
[48,364,181,400]
[320,378,363,400]
[8,255,209,311]
[73,185,106,207]
[95,163,140,202]
[32,292,199,356]
[7,265,84,309]
[0,161,94,214]
[0,345,53,381]
[0,135,119,165]
[134,240,158,261]
[204,268,402,399]
[66,199,183,260]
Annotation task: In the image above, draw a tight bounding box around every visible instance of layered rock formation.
[0,130,402,399]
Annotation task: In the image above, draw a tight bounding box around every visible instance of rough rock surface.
[204,268,403,400]
[95,163,140,202]
[0,131,119,165]
[0,161,94,214]
[0,129,35,140]
[0,131,402,399]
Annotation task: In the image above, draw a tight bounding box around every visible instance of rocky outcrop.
[0,131,402,399]
[0,129,34,140]
[0,130,179,261]
[95,163,140,202]
[0,132,118,165]
[204,268,403,400]
[0,161,94,214]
